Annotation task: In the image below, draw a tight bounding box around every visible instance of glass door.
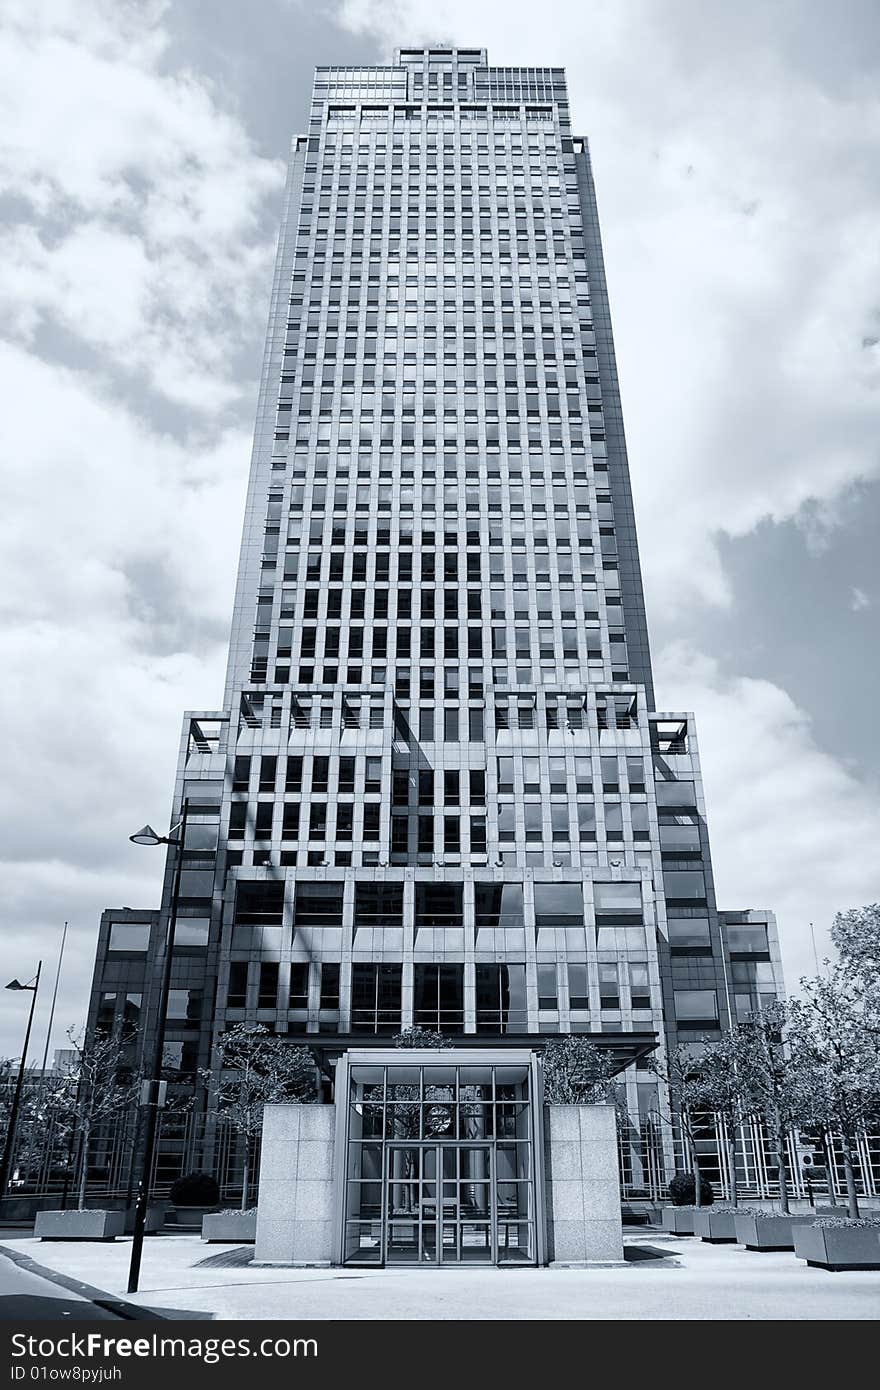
[383,1144,495,1265]
[385,1144,437,1264]
[443,1144,493,1264]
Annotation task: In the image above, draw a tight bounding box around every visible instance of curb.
[0,1243,167,1320]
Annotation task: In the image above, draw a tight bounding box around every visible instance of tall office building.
[89,47,784,1249]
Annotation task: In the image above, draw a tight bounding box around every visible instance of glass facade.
[87,45,784,1209]
[344,1059,537,1265]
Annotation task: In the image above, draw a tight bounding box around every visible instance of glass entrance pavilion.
[335,1050,545,1266]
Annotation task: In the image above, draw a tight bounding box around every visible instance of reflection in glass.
[344,1062,536,1265]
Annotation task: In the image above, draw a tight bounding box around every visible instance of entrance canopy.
[297,1031,658,1084]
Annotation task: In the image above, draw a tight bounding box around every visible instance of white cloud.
[338,0,880,610]
[0,0,282,412]
[0,339,243,1055]
[850,586,871,611]
[655,644,880,987]
[0,0,279,1056]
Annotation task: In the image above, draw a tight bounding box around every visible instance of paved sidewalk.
[0,1247,156,1321]
[2,1233,877,1320]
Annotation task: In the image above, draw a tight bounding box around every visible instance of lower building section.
[254,1048,623,1269]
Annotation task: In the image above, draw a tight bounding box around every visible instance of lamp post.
[0,962,42,1201]
[126,800,188,1293]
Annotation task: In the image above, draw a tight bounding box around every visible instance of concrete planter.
[693,1209,738,1243]
[661,1206,696,1235]
[35,1209,125,1241]
[202,1212,257,1244]
[167,1204,218,1229]
[793,1223,880,1271]
[734,1212,815,1251]
[122,1205,165,1235]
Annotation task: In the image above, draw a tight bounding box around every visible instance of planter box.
[35,1209,125,1241]
[660,1207,696,1235]
[123,1205,165,1235]
[693,1209,738,1243]
[202,1212,257,1244]
[733,1212,815,1251]
[168,1204,218,1229]
[793,1224,880,1271]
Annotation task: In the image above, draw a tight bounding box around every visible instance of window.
[258,963,279,1010]
[320,963,341,1009]
[628,962,650,1009]
[351,963,402,1033]
[667,918,711,950]
[534,883,582,926]
[294,882,344,926]
[567,963,589,1010]
[673,989,718,1022]
[289,963,309,1009]
[726,923,770,954]
[475,964,527,1032]
[234,881,284,924]
[414,963,464,1030]
[174,918,209,948]
[474,883,524,925]
[107,921,151,952]
[354,883,404,926]
[593,881,642,921]
[537,964,558,1010]
[226,962,248,1008]
[415,883,462,925]
[598,963,619,1009]
[655,779,695,807]
[664,870,707,904]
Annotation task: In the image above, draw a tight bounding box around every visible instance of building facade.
[88,46,784,1236]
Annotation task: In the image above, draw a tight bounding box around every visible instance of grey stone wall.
[544,1103,624,1264]
[254,1102,336,1265]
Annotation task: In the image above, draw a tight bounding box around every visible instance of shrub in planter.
[733,1207,817,1252]
[202,1208,258,1244]
[169,1172,220,1208]
[35,1209,125,1241]
[693,1207,738,1243]
[793,1216,880,1271]
[660,1205,697,1235]
[668,1171,714,1207]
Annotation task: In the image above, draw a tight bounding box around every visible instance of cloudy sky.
[1,0,878,1060]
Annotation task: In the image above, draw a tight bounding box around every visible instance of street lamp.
[0,963,42,1200]
[126,800,188,1293]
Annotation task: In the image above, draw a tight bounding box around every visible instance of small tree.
[392,1027,453,1049]
[542,1036,616,1104]
[688,1033,751,1207]
[204,1025,317,1210]
[647,1043,712,1207]
[787,970,880,1219]
[65,1027,141,1210]
[726,1002,813,1215]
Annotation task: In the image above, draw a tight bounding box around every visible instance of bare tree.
[646,1043,712,1207]
[64,1027,141,1210]
[203,1025,317,1210]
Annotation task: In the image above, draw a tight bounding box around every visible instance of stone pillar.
[255,1102,336,1265]
[544,1103,624,1265]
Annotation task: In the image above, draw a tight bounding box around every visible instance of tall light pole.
[40,920,69,1077]
[126,800,188,1293]
[0,963,42,1200]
